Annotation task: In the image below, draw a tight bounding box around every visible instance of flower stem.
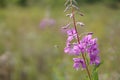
[71,7,92,80]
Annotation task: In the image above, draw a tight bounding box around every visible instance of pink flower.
[73,58,86,70]
[64,32,100,67]
[39,18,56,28]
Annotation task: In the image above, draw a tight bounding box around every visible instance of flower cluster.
[62,2,101,80]
[64,28,100,70]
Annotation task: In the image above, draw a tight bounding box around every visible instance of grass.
[0,4,120,80]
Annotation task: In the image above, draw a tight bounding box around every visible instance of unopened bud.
[66,13,73,18]
[61,23,71,29]
[87,32,93,35]
[76,22,85,27]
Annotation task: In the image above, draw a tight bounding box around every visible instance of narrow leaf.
[64,0,70,6]
[64,4,71,12]
[72,4,79,10]
[93,71,98,80]
[73,0,78,6]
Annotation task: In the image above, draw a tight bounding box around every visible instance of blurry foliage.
[0,4,120,80]
[106,0,120,9]
[0,0,120,9]
[76,0,101,3]
[0,0,6,7]
[0,0,120,80]
[17,0,28,6]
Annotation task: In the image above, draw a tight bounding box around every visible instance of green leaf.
[72,4,79,10]
[92,66,98,80]
[73,0,78,6]
[93,70,98,80]
[64,4,71,12]
[91,62,103,80]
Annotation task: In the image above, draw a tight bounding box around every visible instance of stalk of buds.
[62,0,100,80]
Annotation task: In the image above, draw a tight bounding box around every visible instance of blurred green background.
[0,0,120,80]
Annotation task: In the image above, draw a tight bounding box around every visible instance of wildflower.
[66,28,77,42]
[64,32,100,67]
[62,1,101,80]
[73,58,86,70]
[81,34,92,44]
[39,18,56,28]
[78,42,86,53]
[89,54,100,65]
[64,44,74,55]
[81,34,100,65]
[67,28,76,36]
[64,43,80,55]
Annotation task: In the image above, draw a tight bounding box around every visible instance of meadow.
[0,3,120,80]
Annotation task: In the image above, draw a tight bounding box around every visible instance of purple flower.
[78,42,86,53]
[67,36,74,42]
[39,18,56,28]
[64,46,74,55]
[64,43,80,55]
[66,28,77,42]
[81,34,92,45]
[72,44,81,55]
[64,28,80,55]
[81,34,100,65]
[64,32,100,69]
[67,28,76,36]
[89,54,100,65]
[61,28,77,42]
[73,58,86,70]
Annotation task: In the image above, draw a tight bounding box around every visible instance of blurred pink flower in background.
[39,18,56,28]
